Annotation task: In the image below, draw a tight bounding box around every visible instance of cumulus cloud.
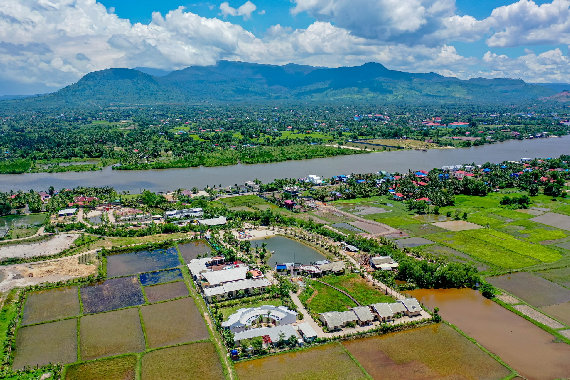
[0,0,568,94]
[219,1,257,19]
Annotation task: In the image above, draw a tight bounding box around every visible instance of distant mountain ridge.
[2,61,562,108]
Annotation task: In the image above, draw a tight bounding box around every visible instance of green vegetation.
[320,274,394,305]
[219,298,283,320]
[64,354,137,380]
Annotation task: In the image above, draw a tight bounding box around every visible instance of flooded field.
[488,272,570,307]
[408,288,570,380]
[251,236,326,266]
[140,298,209,348]
[80,308,145,360]
[0,214,46,229]
[65,354,137,380]
[144,281,188,303]
[343,324,510,380]
[235,342,367,380]
[177,240,211,263]
[81,276,144,313]
[22,286,79,325]
[13,318,77,369]
[540,302,570,325]
[106,247,181,277]
[139,268,182,286]
[141,342,224,380]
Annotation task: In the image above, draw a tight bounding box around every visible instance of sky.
[0,0,568,95]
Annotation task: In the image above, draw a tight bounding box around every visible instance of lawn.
[300,274,393,314]
[219,195,269,208]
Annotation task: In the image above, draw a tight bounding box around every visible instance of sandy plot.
[0,233,79,259]
[353,206,389,215]
[497,293,521,305]
[531,212,570,231]
[432,221,483,231]
[394,237,434,248]
[560,329,570,339]
[513,305,565,329]
[0,254,98,292]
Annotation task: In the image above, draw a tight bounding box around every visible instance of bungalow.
[352,306,375,326]
[400,298,423,317]
[296,322,318,343]
[371,303,396,322]
[318,261,346,275]
[319,310,358,330]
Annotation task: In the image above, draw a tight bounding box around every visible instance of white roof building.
[58,208,77,217]
[187,258,212,278]
[202,265,249,287]
[222,305,297,333]
[202,278,271,301]
[234,325,299,346]
[296,322,318,341]
[319,310,358,330]
[199,216,227,226]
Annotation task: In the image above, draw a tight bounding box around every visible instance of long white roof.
[202,265,249,286]
[234,324,298,343]
[203,278,271,297]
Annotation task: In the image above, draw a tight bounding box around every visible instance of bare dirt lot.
[394,237,434,248]
[0,254,97,292]
[432,221,483,231]
[0,233,79,259]
[531,212,570,231]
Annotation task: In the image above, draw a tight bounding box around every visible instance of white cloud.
[0,0,568,94]
[219,1,257,19]
[486,0,570,47]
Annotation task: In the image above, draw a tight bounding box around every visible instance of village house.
[370,256,399,271]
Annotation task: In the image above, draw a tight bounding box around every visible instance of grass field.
[301,274,393,314]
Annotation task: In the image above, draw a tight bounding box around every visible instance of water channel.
[0,136,568,193]
[407,288,570,380]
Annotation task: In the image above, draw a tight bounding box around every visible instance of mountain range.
[2,61,568,108]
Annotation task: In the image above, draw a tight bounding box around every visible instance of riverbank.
[1,135,568,193]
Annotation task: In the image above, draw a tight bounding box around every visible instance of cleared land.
[13,318,77,369]
[80,308,145,360]
[140,298,209,348]
[343,324,511,380]
[65,355,137,380]
[144,281,188,303]
[22,286,79,325]
[0,233,79,259]
[531,212,570,231]
[141,342,224,380]
[81,276,145,314]
[432,220,483,231]
[487,272,570,307]
[235,342,367,380]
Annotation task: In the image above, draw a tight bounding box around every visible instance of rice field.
[141,342,225,380]
[235,342,368,380]
[140,298,209,348]
[21,286,79,325]
[139,268,183,286]
[106,247,181,277]
[178,240,211,263]
[13,318,77,370]
[487,272,570,307]
[81,277,145,314]
[80,308,145,360]
[65,355,137,380]
[144,281,189,303]
[342,323,511,380]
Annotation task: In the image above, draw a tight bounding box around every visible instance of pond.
[0,214,46,229]
[251,235,327,266]
[407,288,570,380]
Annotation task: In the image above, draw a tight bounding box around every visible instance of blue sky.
[0,0,568,94]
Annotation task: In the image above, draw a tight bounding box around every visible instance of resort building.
[222,305,298,333]
[296,322,318,343]
[400,298,423,316]
[58,208,77,217]
[198,216,227,226]
[165,208,203,220]
[352,306,375,326]
[202,278,271,302]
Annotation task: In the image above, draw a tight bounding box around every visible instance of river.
[1,136,568,193]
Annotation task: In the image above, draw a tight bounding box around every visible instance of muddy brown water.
[408,288,570,380]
